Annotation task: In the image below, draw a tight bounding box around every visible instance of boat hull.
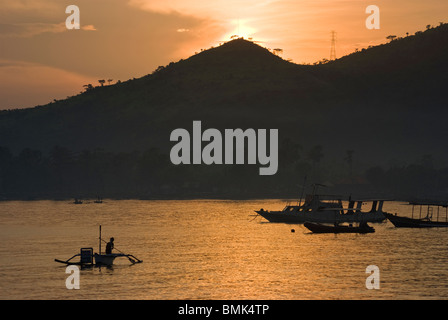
[256,210,386,224]
[304,222,375,234]
[385,213,448,228]
[94,253,122,266]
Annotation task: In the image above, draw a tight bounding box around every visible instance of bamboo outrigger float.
[54,226,143,266]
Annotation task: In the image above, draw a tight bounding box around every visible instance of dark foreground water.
[1,200,447,299]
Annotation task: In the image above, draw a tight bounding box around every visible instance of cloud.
[0,22,67,38]
[82,25,97,31]
[0,59,96,109]
[0,1,98,37]
[0,0,216,109]
[128,0,279,19]
[0,0,59,12]
[0,22,97,38]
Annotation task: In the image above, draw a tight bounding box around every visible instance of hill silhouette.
[1,24,448,200]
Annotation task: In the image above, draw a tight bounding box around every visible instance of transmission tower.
[330,31,337,60]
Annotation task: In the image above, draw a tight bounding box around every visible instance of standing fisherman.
[106,237,114,254]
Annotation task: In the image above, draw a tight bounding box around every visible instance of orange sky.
[1,0,448,109]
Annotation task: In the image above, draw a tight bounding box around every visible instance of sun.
[222,19,257,41]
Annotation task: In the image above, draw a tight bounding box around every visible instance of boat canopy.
[408,201,448,207]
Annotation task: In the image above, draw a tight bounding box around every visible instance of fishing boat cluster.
[254,189,448,234]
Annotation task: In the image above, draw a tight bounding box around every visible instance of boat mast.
[99,225,102,254]
[298,176,307,206]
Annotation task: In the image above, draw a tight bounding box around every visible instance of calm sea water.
[1,199,448,300]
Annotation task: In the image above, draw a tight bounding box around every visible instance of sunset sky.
[1,0,448,109]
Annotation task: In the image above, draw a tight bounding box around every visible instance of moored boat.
[256,193,388,224]
[94,195,103,203]
[385,201,448,228]
[385,213,448,228]
[304,221,375,234]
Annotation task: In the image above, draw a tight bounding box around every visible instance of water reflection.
[0,200,447,299]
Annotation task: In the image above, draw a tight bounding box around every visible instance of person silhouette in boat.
[106,237,114,254]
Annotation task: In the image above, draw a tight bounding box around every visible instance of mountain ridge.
[1,24,448,199]
[1,24,448,162]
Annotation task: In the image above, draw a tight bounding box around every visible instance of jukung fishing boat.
[255,185,389,224]
[54,226,142,266]
[304,221,375,234]
[385,201,448,228]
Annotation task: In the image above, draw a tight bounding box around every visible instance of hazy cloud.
[0,22,66,38]
[0,59,96,109]
[128,0,279,16]
[82,25,97,31]
[0,0,58,12]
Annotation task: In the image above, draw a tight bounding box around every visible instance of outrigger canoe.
[54,226,142,266]
[55,249,142,266]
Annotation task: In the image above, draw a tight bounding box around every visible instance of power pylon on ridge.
[330,31,337,61]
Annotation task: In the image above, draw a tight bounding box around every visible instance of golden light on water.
[2,200,448,299]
